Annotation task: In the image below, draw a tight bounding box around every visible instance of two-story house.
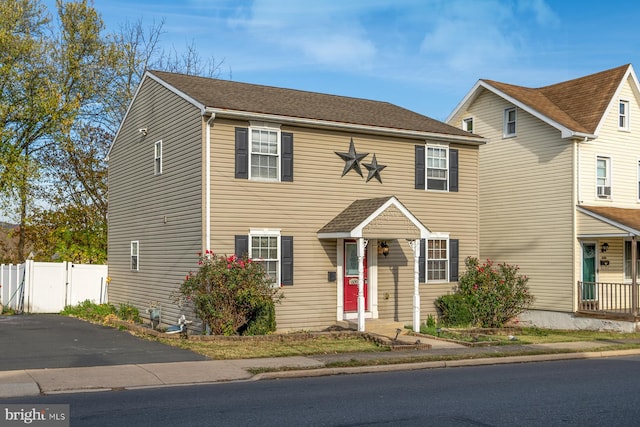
[107,71,485,332]
[448,64,640,330]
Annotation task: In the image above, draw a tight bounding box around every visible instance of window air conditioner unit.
[597,186,611,197]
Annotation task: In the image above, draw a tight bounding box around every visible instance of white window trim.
[130,240,139,271]
[462,117,473,133]
[503,107,516,137]
[154,140,162,175]
[427,235,450,283]
[248,122,281,182]
[637,159,640,202]
[623,239,640,283]
[619,100,630,131]
[595,155,612,199]
[426,143,449,192]
[249,228,281,286]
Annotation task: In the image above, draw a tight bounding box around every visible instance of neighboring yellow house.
[448,64,640,331]
[107,71,485,332]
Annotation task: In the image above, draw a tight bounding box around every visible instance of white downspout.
[410,239,421,332]
[205,114,215,252]
[357,238,368,332]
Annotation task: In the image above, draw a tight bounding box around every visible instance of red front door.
[344,240,368,312]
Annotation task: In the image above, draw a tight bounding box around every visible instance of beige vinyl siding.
[108,78,203,323]
[577,211,628,235]
[209,119,480,330]
[578,78,640,207]
[591,239,625,284]
[454,89,575,312]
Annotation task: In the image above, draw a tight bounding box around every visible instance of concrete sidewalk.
[3,337,640,399]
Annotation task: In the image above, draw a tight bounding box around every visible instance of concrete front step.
[339,319,431,351]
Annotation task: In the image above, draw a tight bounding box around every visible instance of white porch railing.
[577,281,639,318]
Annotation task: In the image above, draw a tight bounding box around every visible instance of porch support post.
[409,239,421,332]
[633,235,638,317]
[357,238,368,332]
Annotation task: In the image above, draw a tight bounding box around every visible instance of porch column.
[633,235,638,317]
[409,239,421,332]
[357,238,368,332]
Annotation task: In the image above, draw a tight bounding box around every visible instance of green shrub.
[117,303,141,323]
[61,300,142,323]
[425,314,436,329]
[242,299,276,336]
[457,257,534,328]
[173,250,282,335]
[61,299,116,322]
[435,293,473,327]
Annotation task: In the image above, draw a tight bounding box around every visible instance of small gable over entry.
[318,196,432,332]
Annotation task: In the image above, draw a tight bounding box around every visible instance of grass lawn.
[419,326,640,345]
[156,335,387,359]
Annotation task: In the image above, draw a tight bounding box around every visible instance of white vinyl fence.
[0,261,108,313]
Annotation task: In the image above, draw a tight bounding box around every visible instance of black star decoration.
[363,153,386,183]
[335,138,368,177]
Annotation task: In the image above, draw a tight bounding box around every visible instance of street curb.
[253,348,640,381]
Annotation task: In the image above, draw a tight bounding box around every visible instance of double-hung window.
[504,107,516,137]
[619,100,629,130]
[427,239,448,281]
[154,140,162,175]
[427,145,448,191]
[624,240,640,281]
[596,156,611,199]
[235,125,293,182]
[250,230,280,285]
[250,126,279,180]
[131,241,139,271]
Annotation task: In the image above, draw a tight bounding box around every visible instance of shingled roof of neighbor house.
[481,64,631,135]
[580,205,640,234]
[148,70,477,138]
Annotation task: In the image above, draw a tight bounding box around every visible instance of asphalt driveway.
[0,314,207,371]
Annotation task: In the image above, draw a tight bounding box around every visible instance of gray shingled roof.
[149,70,476,138]
[318,196,395,234]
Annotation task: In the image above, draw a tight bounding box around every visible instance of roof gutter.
[204,107,486,145]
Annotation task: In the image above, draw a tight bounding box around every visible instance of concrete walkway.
[3,335,640,399]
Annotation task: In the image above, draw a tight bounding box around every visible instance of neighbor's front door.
[582,243,596,300]
[344,240,368,312]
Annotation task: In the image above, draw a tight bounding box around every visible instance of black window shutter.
[449,149,459,192]
[234,235,249,258]
[281,132,294,182]
[281,236,294,286]
[419,238,426,282]
[235,127,248,179]
[449,239,459,282]
[415,145,425,190]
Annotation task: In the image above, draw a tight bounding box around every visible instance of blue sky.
[45,0,640,122]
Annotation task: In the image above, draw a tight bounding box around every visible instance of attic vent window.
[619,100,629,130]
[463,117,473,133]
[504,107,516,137]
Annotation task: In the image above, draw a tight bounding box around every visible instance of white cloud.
[227,0,377,69]
[518,0,561,27]
[416,0,560,80]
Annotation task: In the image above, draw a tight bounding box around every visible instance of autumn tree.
[2,0,228,263]
[0,0,117,261]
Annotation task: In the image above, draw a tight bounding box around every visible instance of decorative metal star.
[335,138,368,177]
[363,153,386,183]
